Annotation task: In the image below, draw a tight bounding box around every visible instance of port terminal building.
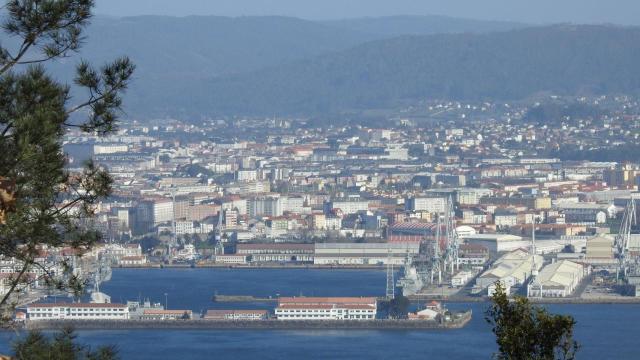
[275,297,377,320]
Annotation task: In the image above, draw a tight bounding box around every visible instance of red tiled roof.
[143,309,191,315]
[278,297,377,306]
[27,303,126,308]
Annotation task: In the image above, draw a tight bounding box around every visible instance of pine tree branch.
[0,260,30,309]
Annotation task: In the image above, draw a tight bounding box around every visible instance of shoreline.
[23,315,472,331]
[120,264,388,270]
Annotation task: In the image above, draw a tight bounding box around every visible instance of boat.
[397,257,425,296]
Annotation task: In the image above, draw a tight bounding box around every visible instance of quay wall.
[25,313,472,331]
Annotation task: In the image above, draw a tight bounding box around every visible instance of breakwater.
[26,312,472,331]
[212,295,278,302]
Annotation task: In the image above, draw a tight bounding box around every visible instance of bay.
[0,268,638,359]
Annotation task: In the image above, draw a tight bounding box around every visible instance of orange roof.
[205,310,268,315]
[143,309,191,315]
[278,297,377,306]
[28,303,126,308]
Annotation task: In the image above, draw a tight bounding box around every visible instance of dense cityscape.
[4,95,640,326]
[3,1,640,359]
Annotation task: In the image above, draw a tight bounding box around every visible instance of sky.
[95,0,640,25]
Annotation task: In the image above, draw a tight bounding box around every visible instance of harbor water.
[1,268,639,359]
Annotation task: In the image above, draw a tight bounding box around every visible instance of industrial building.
[474,249,543,295]
[313,242,419,265]
[236,243,314,263]
[585,236,616,266]
[462,234,526,253]
[275,297,377,320]
[527,260,590,298]
[387,222,436,243]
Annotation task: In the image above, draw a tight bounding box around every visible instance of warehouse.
[527,260,589,298]
[313,242,419,265]
[474,249,543,295]
[462,233,527,253]
[584,236,616,266]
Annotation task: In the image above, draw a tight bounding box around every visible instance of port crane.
[616,199,637,280]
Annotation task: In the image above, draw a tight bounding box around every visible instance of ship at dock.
[87,252,113,303]
[397,257,424,296]
[396,197,460,296]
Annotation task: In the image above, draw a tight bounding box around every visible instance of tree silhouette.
[486,282,579,360]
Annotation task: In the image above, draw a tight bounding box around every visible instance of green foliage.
[135,235,160,253]
[12,327,118,360]
[0,0,134,316]
[524,103,606,126]
[545,144,640,162]
[190,25,640,116]
[485,282,579,360]
[379,295,411,319]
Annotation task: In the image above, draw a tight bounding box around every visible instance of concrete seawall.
[26,312,472,331]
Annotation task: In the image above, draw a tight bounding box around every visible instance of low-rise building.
[314,242,419,266]
[27,303,129,321]
[204,310,268,321]
[275,297,377,320]
[474,249,543,295]
[527,260,589,298]
[140,309,192,320]
[236,243,314,263]
[119,255,148,266]
[458,244,489,266]
[213,254,248,264]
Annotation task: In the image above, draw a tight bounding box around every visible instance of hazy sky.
[95,0,640,25]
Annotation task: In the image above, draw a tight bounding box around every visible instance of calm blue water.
[1,268,638,359]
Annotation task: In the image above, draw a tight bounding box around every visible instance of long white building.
[314,242,419,266]
[275,297,377,320]
[27,303,129,321]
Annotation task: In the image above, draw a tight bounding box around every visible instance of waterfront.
[2,268,640,359]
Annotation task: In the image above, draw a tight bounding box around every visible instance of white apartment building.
[324,198,370,215]
[275,297,377,320]
[248,197,283,217]
[93,144,128,155]
[27,303,129,321]
[153,199,174,225]
[406,196,447,213]
[235,170,258,182]
[175,220,215,235]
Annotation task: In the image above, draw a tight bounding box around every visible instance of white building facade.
[27,303,129,321]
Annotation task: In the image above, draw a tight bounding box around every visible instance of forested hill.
[179,25,640,116]
[0,14,524,118]
[322,15,526,37]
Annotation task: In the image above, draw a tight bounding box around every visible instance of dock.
[25,312,472,331]
[212,295,278,302]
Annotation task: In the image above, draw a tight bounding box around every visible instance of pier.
[25,311,472,331]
